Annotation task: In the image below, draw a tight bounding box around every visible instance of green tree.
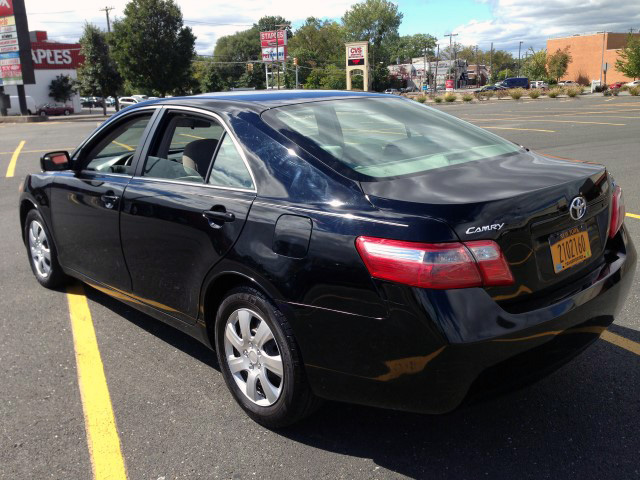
[110,0,195,96]
[547,47,572,83]
[521,48,548,80]
[287,17,345,86]
[615,34,640,79]
[48,74,76,103]
[342,0,403,65]
[77,23,122,115]
[390,33,437,63]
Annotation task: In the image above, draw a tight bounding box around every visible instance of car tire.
[39,111,46,117]
[24,209,67,289]
[64,110,70,116]
[215,286,321,428]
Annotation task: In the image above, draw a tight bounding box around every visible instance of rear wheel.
[24,209,67,288]
[215,286,320,427]
[39,111,46,117]
[64,110,70,116]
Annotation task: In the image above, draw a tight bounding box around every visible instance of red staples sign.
[0,0,14,17]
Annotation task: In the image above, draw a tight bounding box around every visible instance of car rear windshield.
[262,97,520,180]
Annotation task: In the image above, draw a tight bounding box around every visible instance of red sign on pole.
[0,0,14,16]
[445,79,454,91]
[260,30,286,48]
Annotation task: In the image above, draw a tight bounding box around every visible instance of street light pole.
[434,44,440,92]
[275,23,289,90]
[444,33,458,88]
[518,41,523,76]
[599,31,606,85]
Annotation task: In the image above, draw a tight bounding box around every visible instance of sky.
[22,0,640,55]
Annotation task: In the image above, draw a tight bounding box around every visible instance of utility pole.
[489,42,493,82]
[99,6,114,33]
[423,46,428,91]
[275,23,289,90]
[518,41,523,76]
[444,33,458,88]
[476,45,479,86]
[434,44,440,92]
[598,31,606,85]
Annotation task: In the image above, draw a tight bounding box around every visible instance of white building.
[4,31,82,113]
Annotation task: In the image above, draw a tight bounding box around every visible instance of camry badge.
[569,196,587,221]
[465,223,505,235]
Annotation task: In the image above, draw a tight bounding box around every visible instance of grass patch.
[444,93,457,102]
[528,89,541,99]
[462,93,474,102]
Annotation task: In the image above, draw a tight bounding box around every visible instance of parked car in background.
[478,84,507,92]
[118,97,140,108]
[625,80,640,87]
[609,82,625,89]
[80,97,105,108]
[36,103,73,116]
[384,89,400,95]
[6,95,36,115]
[20,91,636,427]
[499,77,530,89]
[531,81,549,90]
[558,81,578,87]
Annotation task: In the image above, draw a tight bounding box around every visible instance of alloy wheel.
[28,220,52,278]
[223,308,284,406]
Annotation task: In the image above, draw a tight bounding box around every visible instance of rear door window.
[142,112,224,183]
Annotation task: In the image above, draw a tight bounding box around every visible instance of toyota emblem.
[569,196,587,221]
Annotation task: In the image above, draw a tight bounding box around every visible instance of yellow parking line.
[626,213,640,219]
[485,126,555,133]
[0,148,74,155]
[67,284,127,480]
[111,141,134,151]
[601,330,640,355]
[179,133,206,140]
[5,140,25,177]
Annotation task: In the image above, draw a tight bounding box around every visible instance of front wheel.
[215,286,320,428]
[24,209,67,288]
[64,110,70,115]
[39,111,46,117]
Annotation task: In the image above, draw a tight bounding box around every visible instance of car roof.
[130,89,385,111]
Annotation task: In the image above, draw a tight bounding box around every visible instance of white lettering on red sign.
[348,47,364,59]
[32,48,73,65]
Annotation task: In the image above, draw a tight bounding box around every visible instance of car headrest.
[182,138,219,176]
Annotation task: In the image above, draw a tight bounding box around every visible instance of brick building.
[547,32,640,85]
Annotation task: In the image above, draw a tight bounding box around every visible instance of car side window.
[83,113,153,175]
[142,112,224,183]
[208,134,254,190]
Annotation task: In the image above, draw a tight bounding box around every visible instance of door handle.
[101,194,119,209]
[202,209,235,223]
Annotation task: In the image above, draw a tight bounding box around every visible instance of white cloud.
[24,0,355,54]
[451,0,640,53]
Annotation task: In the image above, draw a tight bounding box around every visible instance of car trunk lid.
[360,151,610,304]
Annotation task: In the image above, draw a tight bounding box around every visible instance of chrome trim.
[128,176,256,195]
[253,201,409,227]
[72,105,162,160]
[160,105,258,193]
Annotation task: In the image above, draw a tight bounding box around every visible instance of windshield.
[262,97,520,180]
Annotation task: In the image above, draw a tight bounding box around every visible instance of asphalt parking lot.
[1,95,639,480]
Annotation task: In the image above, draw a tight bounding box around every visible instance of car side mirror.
[41,151,71,171]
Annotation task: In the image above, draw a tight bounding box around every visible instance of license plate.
[549,225,591,273]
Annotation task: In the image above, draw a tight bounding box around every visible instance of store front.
[3,31,83,113]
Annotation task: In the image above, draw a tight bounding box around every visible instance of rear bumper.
[289,227,636,414]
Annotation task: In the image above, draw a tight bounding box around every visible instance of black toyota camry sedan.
[19,91,636,427]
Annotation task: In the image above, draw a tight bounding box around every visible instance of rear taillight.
[609,184,625,239]
[355,236,513,289]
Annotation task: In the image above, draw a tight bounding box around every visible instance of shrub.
[444,93,457,102]
[621,85,630,92]
[630,86,640,96]
[509,88,525,100]
[496,89,510,98]
[566,86,582,98]
[610,88,620,96]
[415,95,427,103]
[593,84,608,93]
[528,89,541,99]
[462,93,474,102]
[434,96,443,103]
[548,88,563,98]
[483,90,494,99]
